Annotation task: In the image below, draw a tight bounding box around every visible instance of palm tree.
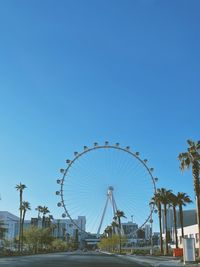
[176,192,192,238]
[114,210,126,254]
[47,215,54,228]
[51,223,57,237]
[111,221,118,235]
[151,191,163,254]
[21,201,31,250]
[168,192,178,248]
[35,205,43,219]
[178,139,200,256]
[15,182,27,252]
[40,206,50,228]
[104,226,112,238]
[159,188,172,255]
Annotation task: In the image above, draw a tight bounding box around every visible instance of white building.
[0,211,19,240]
[177,224,199,248]
[0,211,86,241]
[53,216,86,240]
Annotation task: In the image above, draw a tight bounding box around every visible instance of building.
[177,224,199,248]
[161,208,196,232]
[52,216,86,241]
[144,224,151,240]
[0,211,19,240]
[0,211,86,242]
[122,221,138,238]
[161,208,199,248]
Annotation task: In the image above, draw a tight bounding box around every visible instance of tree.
[21,201,31,250]
[158,188,172,255]
[178,139,200,256]
[51,223,57,237]
[51,239,68,251]
[45,215,54,228]
[35,206,42,219]
[111,221,118,235]
[176,192,192,238]
[23,226,54,253]
[151,191,163,254]
[98,234,127,253]
[104,226,112,238]
[168,192,178,248]
[40,206,50,228]
[15,182,27,252]
[114,210,126,254]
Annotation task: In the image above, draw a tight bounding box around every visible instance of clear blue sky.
[0,0,199,232]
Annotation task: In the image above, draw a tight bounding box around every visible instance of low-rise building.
[177,224,199,248]
[0,211,86,242]
[0,211,19,240]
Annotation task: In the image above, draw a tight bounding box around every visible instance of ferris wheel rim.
[56,142,157,235]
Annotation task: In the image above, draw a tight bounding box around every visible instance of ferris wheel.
[56,141,157,236]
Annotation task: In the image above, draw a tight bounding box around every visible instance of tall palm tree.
[159,188,172,255]
[114,210,126,253]
[21,201,31,250]
[47,215,54,228]
[178,139,200,256]
[15,183,27,252]
[169,192,178,248]
[176,192,192,238]
[40,206,50,228]
[151,191,163,254]
[35,205,43,219]
[104,225,112,238]
[111,221,118,235]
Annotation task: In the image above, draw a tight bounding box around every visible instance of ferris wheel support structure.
[97,186,119,237]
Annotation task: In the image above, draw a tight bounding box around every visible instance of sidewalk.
[117,254,200,267]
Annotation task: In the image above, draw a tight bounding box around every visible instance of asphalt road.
[0,252,145,267]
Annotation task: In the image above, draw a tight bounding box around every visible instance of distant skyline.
[0,1,199,232]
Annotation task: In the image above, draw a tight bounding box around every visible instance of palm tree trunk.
[172,206,178,248]
[179,204,184,238]
[193,163,200,258]
[164,204,168,255]
[42,215,45,229]
[19,190,22,252]
[196,195,200,258]
[158,204,163,254]
[21,210,26,252]
[118,217,122,254]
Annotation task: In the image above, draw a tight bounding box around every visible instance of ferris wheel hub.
[107,186,114,196]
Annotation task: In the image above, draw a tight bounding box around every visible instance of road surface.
[0,252,145,267]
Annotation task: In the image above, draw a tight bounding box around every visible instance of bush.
[51,239,68,251]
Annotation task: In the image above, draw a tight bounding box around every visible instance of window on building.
[184,235,188,238]
[190,234,194,238]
